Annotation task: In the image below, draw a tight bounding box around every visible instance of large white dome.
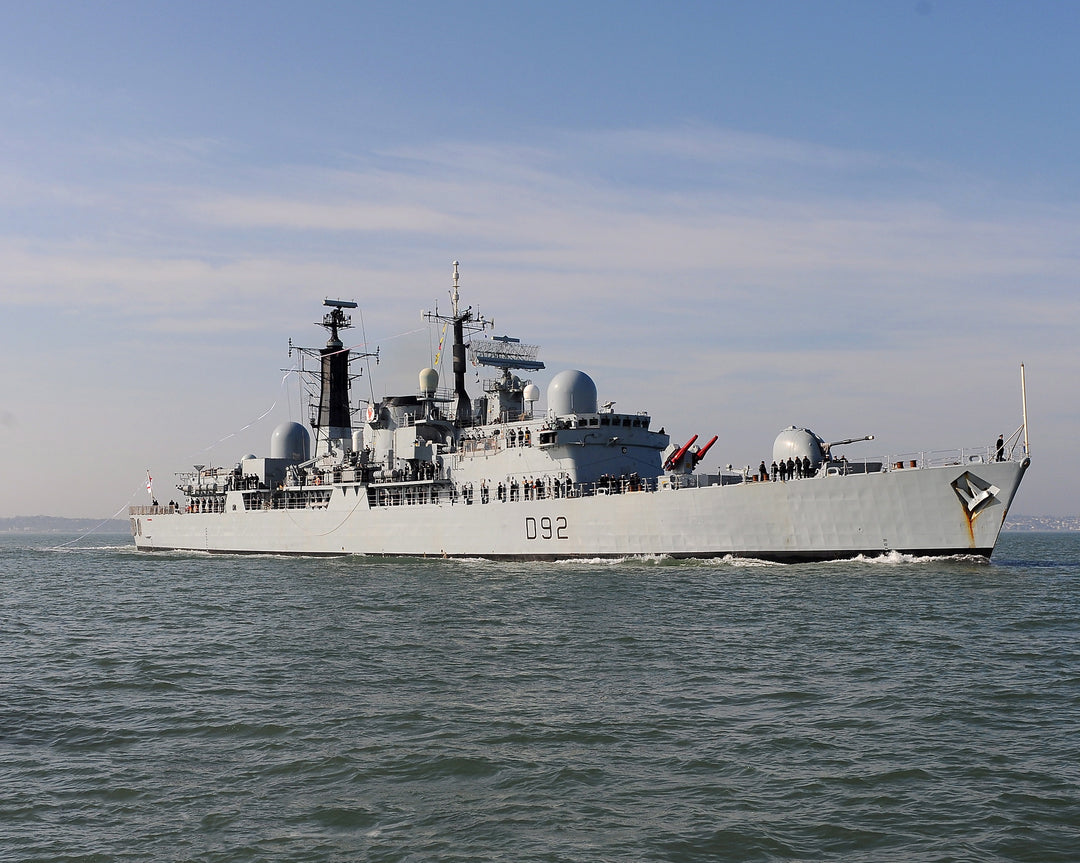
[270,421,311,461]
[547,369,598,416]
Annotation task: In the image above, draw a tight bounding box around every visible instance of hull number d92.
[526,516,569,540]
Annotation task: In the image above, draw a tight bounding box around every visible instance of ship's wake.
[845,550,989,566]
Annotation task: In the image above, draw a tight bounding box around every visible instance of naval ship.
[131,264,1029,561]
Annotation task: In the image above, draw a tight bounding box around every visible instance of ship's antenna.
[1020,362,1029,456]
[451,260,460,318]
[359,307,377,407]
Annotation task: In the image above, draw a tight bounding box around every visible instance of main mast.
[289,298,376,459]
[315,299,356,456]
[425,262,492,427]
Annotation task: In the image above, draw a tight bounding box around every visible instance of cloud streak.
[5,127,1077,328]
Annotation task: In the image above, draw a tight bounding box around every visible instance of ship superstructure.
[131,264,1029,561]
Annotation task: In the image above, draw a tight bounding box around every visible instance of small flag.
[146,469,154,498]
[432,322,448,367]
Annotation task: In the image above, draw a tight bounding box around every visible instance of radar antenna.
[471,335,545,372]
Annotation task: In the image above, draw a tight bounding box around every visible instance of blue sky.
[1,1,1076,518]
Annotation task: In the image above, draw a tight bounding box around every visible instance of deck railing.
[128,505,178,515]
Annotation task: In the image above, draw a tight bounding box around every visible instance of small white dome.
[419,367,439,396]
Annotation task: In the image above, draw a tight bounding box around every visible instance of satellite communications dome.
[548,370,598,416]
[419,367,439,397]
[271,421,311,461]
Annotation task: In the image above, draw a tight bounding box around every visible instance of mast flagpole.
[1020,362,1029,456]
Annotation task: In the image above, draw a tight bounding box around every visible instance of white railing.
[827,442,1025,474]
[129,504,178,515]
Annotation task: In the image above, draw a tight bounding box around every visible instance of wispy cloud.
[3,126,1077,319]
[191,196,457,234]
[4,126,1078,364]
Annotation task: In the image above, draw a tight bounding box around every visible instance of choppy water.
[1,531,1078,862]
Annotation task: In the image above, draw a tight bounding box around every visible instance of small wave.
[45,543,136,554]
[844,550,989,566]
[716,554,782,568]
[437,554,670,568]
[127,547,351,561]
[552,555,668,566]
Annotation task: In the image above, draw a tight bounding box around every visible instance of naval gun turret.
[772,427,875,475]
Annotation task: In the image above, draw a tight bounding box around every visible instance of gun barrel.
[692,435,719,464]
[664,434,698,469]
[825,435,874,448]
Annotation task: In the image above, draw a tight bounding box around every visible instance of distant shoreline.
[1,517,130,533]
[2,515,1078,533]
[1000,515,1080,532]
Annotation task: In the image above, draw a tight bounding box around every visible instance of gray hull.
[131,458,1027,561]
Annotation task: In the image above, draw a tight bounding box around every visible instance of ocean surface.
[2,531,1077,863]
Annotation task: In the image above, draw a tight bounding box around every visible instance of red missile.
[691,435,718,465]
[664,434,698,470]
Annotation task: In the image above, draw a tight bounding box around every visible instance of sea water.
[1,531,1077,862]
